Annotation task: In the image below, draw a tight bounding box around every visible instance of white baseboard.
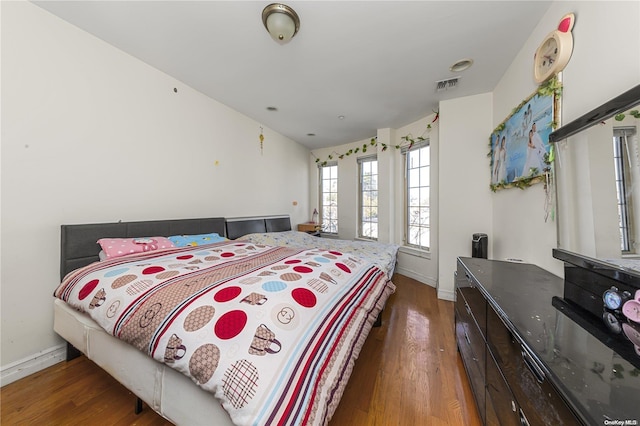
[394,267,456,301]
[1,344,66,387]
[394,267,436,288]
[437,288,456,301]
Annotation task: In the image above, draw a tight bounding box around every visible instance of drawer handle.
[465,302,472,316]
[519,408,530,426]
[521,348,545,383]
[464,272,474,285]
[464,330,471,346]
[463,331,478,362]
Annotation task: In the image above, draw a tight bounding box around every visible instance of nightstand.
[298,223,321,236]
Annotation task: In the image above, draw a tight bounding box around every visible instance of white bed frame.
[54,299,232,425]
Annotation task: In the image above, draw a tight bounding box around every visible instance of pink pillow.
[97,237,175,259]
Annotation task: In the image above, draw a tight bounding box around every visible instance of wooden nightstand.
[298,223,321,236]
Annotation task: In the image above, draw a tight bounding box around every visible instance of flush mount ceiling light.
[449,58,474,72]
[262,3,300,44]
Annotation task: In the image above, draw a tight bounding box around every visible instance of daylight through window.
[404,141,430,250]
[358,156,378,239]
[319,163,338,234]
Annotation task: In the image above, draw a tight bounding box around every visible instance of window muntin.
[319,163,338,234]
[358,156,378,239]
[404,141,430,250]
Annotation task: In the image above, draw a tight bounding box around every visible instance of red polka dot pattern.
[142,266,165,275]
[292,288,317,308]
[336,263,351,273]
[79,279,99,300]
[293,266,313,274]
[214,286,242,303]
[215,310,247,339]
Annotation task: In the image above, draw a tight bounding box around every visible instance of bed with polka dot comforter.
[54,240,395,426]
[238,231,399,277]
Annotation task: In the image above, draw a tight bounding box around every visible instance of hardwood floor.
[0,274,481,426]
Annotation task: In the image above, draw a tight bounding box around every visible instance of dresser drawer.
[456,263,487,338]
[486,350,520,426]
[455,289,486,371]
[487,306,580,426]
[455,308,486,423]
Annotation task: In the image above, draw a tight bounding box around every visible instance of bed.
[53,216,396,425]
[236,231,398,278]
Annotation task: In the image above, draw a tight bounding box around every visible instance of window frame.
[318,162,338,235]
[402,140,430,251]
[357,155,378,240]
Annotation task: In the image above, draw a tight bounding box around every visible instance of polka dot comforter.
[55,240,395,426]
[238,231,400,277]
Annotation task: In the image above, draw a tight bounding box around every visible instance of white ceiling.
[32,1,552,150]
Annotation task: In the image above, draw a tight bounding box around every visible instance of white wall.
[492,0,640,276]
[438,93,494,300]
[0,1,310,383]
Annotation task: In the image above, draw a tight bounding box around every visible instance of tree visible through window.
[358,157,378,239]
[319,163,338,234]
[404,141,430,250]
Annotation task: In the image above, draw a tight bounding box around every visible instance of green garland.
[313,113,438,167]
[488,77,562,192]
[615,110,640,121]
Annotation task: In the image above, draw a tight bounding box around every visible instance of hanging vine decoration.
[615,110,640,121]
[488,77,563,192]
[259,126,265,155]
[313,111,439,166]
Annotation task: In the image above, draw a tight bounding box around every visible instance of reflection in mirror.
[553,85,640,272]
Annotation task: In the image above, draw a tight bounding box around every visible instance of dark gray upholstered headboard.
[265,217,291,233]
[225,216,291,240]
[60,217,226,280]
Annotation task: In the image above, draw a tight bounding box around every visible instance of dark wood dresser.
[455,257,640,425]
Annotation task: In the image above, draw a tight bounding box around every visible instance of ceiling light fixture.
[450,58,474,72]
[262,3,300,44]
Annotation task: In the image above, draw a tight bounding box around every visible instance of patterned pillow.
[97,237,175,259]
[168,233,227,247]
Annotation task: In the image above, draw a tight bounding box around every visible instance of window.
[319,163,338,234]
[358,156,378,239]
[613,127,637,253]
[404,141,430,250]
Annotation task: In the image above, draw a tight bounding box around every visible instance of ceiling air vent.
[435,77,460,92]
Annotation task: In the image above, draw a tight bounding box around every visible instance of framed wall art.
[490,83,559,191]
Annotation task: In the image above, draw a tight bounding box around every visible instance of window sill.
[319,233,339,239]
[354,237,377,243]
[399,245,431,259]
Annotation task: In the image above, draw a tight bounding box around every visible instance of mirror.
[552,85,640,271]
